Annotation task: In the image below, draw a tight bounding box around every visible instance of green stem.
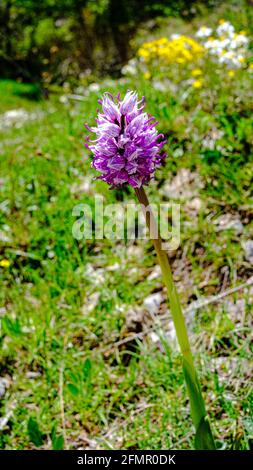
[135,186,215,449]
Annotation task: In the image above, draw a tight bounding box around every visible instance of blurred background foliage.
[0,0,233,88]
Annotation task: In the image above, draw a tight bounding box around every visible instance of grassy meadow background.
[0,0,253,450]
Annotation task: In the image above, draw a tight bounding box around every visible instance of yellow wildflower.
[228,70,235,78]
[138,35,204,65]
[157,37,168,45]
[219,19,225,24]
[192,79,203,88]
[0,259,10,268]
[191,68,202,77]
[138,48,150,59]
[176,57,186,64]
[143,71,151,80]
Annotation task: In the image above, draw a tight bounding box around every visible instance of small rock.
[149,332,160,343]
[242,240,253,264]
[202,128,224,150]
[106,263,120,271]
[0,231,12,243]
[185,197,202,216]
[26,371,41,379]
[0,383,5,398]
[214,214,243,235]
[143,292,163,315]
[70,176,93,195]
[187,197,202,211]
[84,263,105,285]
[127,267,138,276]
[127,245,144,259]
[166,320,178,348]
[149,320,178,351]
[162,169,203,200]
[224,298,245,323]
[147,265,161,281]
[81,292,100,315]
[125,307,145,332]
[0,377,9,398]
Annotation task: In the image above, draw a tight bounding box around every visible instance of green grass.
[0,11,253,449]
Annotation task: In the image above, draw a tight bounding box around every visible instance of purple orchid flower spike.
[85,91,215,450]
[86,91,166,188]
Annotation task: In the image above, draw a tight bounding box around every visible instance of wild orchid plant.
[86,91,216,449]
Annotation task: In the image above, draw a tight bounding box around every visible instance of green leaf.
[27,418,43,447]
[69,372,79,384]
[183,358,215,450]
[182,357,206,428]
[195,416,216,450]
[53,434,64,450]
[51,424,64,450]
[67,383,79,396]
[83,358,92,382]
[2,316,22,337]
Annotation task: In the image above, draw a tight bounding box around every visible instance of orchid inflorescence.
[86,91,166,188]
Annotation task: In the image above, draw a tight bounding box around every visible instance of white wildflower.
[88,83,100,92]
[171,33,181,40]
[121,59,137,76]
[217,21,235,38]
[196,26,213,38]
